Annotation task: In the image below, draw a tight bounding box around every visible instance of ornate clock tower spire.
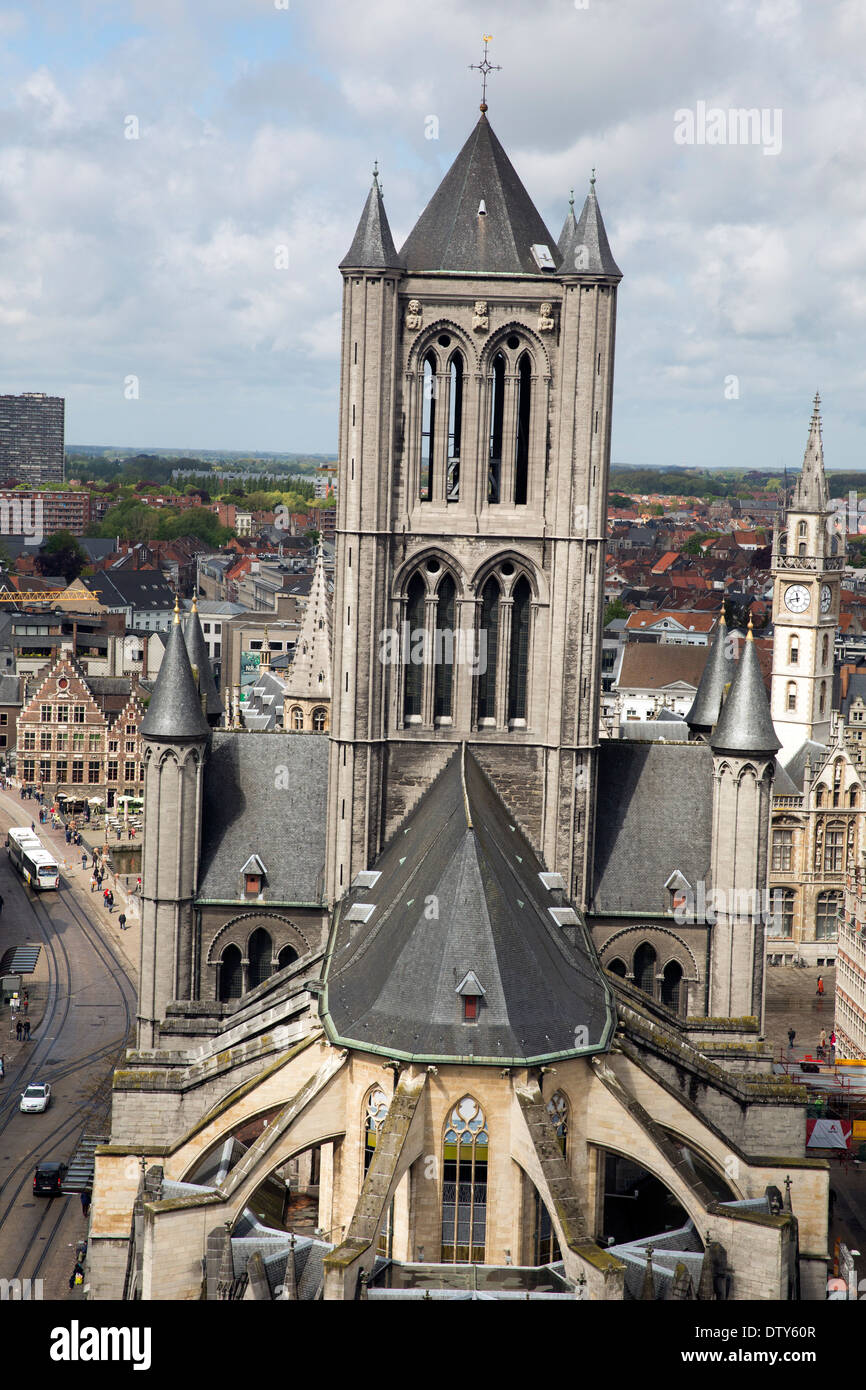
[770,394,840,759]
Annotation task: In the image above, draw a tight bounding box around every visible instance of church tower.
[137,600,210,1048]
[770,395,840,759]
[284,541,332,733]
[326,104,621,907]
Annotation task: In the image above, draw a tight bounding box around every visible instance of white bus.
[6,827,60,890]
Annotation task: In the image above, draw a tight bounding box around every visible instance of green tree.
[604,598,629,625]
[39,529,87,582]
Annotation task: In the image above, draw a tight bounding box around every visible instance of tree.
[679,535,704,556]
[39,530,87,583]
[604,598,629,626]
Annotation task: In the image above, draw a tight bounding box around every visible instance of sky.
[0,0,863,469]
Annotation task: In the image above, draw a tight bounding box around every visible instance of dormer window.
[456,970,486,1024]
[241,854,267,898]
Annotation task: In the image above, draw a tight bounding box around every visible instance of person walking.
[90,872,97,892]
[787,1027,796,1050]
[15,1018,21,1041]
[107,890,114,913]
[816,976,825,997]
[118,912,127,931]
[22,1019,30,1041]
[81,853,87,870]
[22,991,28,1012]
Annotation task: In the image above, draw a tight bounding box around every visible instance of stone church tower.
[770,395,841,760]
[326,112,621,907]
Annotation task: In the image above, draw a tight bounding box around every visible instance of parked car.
[19,1082,51,1114]
[33,1161,66,1196]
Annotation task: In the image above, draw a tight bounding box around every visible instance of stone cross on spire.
[469,34,501,113]
[792,391,829,513]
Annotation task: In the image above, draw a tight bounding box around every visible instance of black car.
[33,1161,67,1196]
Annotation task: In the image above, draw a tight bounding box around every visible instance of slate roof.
[85,569,176,612]
[399,114,559,277]
[685,619,735,732]
[710,629,780,755]
[592,741,714,915]
[184,606,224,721]
[322,745,615,1065]
[781,738,828,792]
[197,732,328,905]
[792,394,829,514]
[0,674,22,704]
[140,617,211,742]
[339,172,402,271]
[556,178,622,279]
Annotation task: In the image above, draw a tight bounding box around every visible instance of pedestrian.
[107,891,114,913]
[68,1261,84,1290]
[30,821,34,832]
[15,1018,21,1041]
[81,853,87,870]
[787,1027,796,1050]
[22,1019,30,1040]
[80,1190,90,1216]
[816,976,825,997]
[22,991,28,1012]
[830,1030,837,1049]
[116,827,121,843]
[118,912,126,931]
[90,873,97,892]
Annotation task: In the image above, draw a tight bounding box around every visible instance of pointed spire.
[556,189,578,261]
[557,170,622,279]
[183,602,224,725]
[284,541,331,705]
[339,166,402,271]
[685,614,735,734]
[710,621,780,755]
[791,392,829,513]
[141,617,210,742]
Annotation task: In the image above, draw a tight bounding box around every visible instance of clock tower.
[770,394,840,759]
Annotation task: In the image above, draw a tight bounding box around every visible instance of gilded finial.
[191,592,198,614]
[747,611,754,640]
[173,593,181,625]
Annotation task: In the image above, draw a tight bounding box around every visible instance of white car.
[19,1083,50,1113]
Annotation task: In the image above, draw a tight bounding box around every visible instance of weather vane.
[469,35,501,113]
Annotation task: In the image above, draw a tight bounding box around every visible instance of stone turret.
[708,621,778,1021]
[138,598,210,1048]
[284,541,331,733]
[184,594,224,728]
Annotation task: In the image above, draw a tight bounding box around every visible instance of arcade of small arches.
[397,551,540,731]
[287,704,329,733]
[409,324,549,511]
[602,933,699,1015]
[208,916,311,1002]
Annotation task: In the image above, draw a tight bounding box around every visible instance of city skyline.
[0,1,863,468]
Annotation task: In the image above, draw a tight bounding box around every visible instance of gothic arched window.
[789,637,799,665]
[218,944,243,1001]
[819,681,827,715]
[816,890,842,940]
[661,960,684,1014]
[822,633,829,665]
[607,957,628,978]
[441,1096,488,1263]
[488,353,505,503]
[507,576,531,723]
[291,706,304,731]
[277,944,298,972]
[824,824,844,873]
[477,577,500,723]
[419,351,437,501]
[633,942,657,997]
[403,573,425,720]
[787,682,797,711]
[446,353,463,501]
[312,707,327,731]
[247,927,272,989]
[514,353,532,505]
[434,575,456,722]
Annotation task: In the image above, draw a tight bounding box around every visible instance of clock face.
[821,584,833,614]
[784,584,810,614]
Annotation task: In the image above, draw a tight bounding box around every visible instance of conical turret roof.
[285,543,331,703]
[184,599,224,724]
[557,174,621,278]
[141,603,210,742]
[710,624,780,755]
[399,113,558,276]
[685,616,735,733]
[322,746,615,1065]
[791,392,829,513]
[339,167,402,271]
